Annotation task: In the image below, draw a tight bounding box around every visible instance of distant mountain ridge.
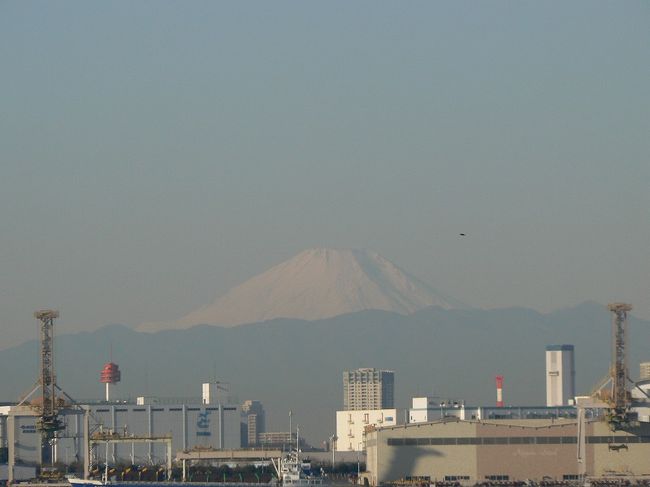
[138,248,464,332]
[1,301,646,445]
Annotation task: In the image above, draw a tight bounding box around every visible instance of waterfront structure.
[640,362,650,381]
[335,409,397,452]
[343,368,394,410]
[546,344,575,406]
[365,417,650,485]
[0,399,241,467]
[241,400,265,446]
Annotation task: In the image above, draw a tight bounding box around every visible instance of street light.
[329,435,337,468]
[357,441,363,484]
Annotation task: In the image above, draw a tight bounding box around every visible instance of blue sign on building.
[196,410,211,437]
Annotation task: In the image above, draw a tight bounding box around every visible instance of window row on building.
[387,435,650,446]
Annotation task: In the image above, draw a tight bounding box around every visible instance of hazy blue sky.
[1,1,649,349]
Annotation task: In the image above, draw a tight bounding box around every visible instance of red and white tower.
[495,375,504,407]
[100,362,121,401]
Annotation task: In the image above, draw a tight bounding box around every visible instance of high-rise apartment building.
[343,368,394,410]
[241,400,265,446]
[640,362,650,381]
[545,345,575,406]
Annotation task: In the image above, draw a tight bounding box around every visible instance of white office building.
[546,344,575,406]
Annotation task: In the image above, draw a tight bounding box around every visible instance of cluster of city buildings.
[334,345,578,453]
[339,349,650,486]
[5,342,650,485]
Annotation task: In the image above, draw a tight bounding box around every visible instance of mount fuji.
[138,248,464,332]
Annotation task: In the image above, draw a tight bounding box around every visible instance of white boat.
[272,449,328,487]
[67,477,106,487]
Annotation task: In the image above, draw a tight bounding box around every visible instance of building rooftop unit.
[409,400,582,424]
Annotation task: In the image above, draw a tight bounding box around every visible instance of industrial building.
[343,368,394,410]
[0,398,241,468]
[546,344,576,406]
[365,417,650,485]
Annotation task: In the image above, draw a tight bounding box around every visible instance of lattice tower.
[608,303,632,412]
[34,309,63,437]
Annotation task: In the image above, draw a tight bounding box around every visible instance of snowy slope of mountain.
[138,248,463,332]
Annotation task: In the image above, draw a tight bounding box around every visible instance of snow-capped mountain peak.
[137,248,462,332]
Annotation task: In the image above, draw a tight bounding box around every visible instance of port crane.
[587,303,639,430]
[16,310,66,462]
[15,310,91,470]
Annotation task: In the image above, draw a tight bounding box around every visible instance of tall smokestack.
[495,375,504,407]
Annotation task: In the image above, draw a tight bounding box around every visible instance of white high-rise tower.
[546,345,575,406]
